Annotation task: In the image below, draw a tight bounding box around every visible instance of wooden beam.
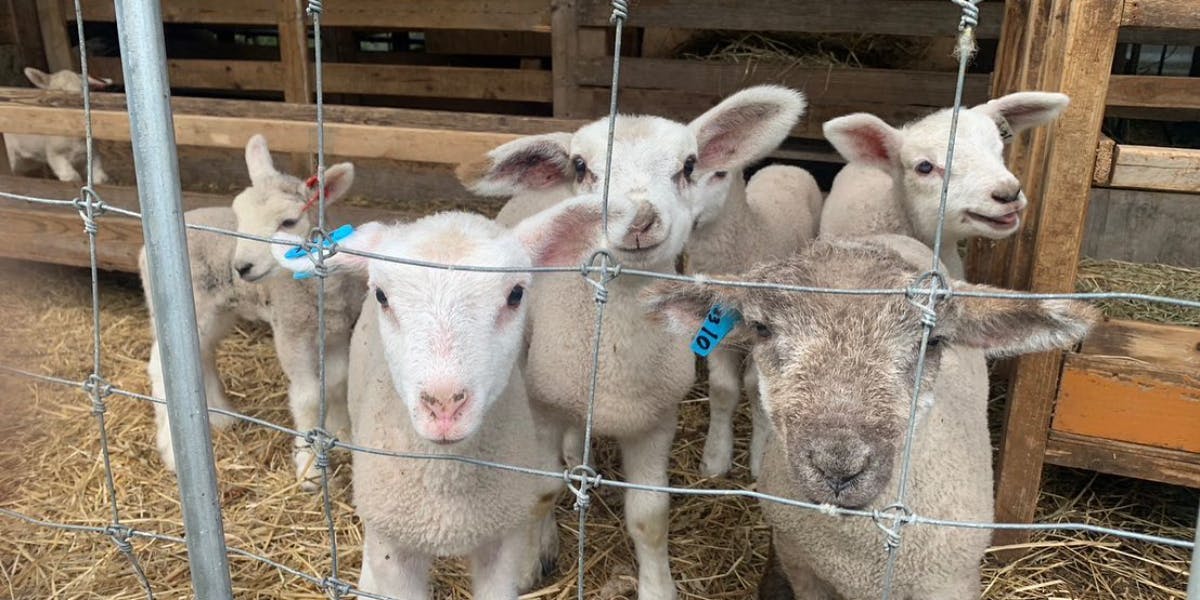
[0,175,409,272]
[1080,318,1200,377]
[1045,431,1200,489]
[576,0,1003,38]
[35,0,73,72]
[1122,0,1200,30]
[575,57,991,110]
[550,0,579,118]
[1102,144,1200,193]
[90,57,285,92]
[1107,75,1200,111]
[993,0,1124,551]
[0,88,583,165]
[73,0,550,31]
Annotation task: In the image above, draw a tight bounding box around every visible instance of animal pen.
[0,0,1196,599]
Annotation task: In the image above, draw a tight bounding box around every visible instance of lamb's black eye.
[375,287,388,308]
[752,321,772,339]
[572,156,587,181]
[682,156,696,179]
[280,218,298,229]
[506,284,524,308]
[916,160,935,175]
[926,336,944,349]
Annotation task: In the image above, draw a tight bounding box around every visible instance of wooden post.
[550,0,578,118]
[278,0,313,174]
[6,0,49,75]
[36,0,73,72]
[992,0,1124,553]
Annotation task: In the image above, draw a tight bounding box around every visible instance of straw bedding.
[0,255,1194,599]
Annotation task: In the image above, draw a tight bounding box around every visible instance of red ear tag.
[300,174,323,214]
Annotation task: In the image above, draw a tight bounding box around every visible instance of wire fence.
[0,0,1197,599]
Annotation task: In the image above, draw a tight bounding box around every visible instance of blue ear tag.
[691,304,742,357]
[284,223,356,279]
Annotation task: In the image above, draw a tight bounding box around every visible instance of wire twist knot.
[951,0,982,30]
[564,465,602,512]
[304,428,338,470]
[73,187,107,235]
[581,250,620,304]
[300,227,340,279]
[306,0,323,16]
[319,576,351,598]
[83,373,114,415]
[104,523,135,554]
[871,503,913,552]
[610,0,629,23]
[905,270,951,329]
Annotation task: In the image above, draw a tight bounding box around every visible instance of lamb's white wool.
[820,91,1070,278]
[4,68,113,183]
[141,135,363,489]
[456,85,812,600]
[643,234,1098,599]
[272,195,618,599]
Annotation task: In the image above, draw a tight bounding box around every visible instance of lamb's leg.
[470,529,525,600]
[702,347,742,477]
[269,321,325,490]
[151,299,235,472]
[757,537,795,600]
[561,425,585,468]
[358,524,431,600]
[322,334,352,442]
[619,417,678,600]
[46,151,82,182]
[744,362,769,477]
[774,541,836,600]
[89,153,110,185]
[517,411,563,591]
[922,571,982,600]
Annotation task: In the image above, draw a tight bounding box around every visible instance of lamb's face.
[566,117,697,268]
[366,214,533,444]
[897,109,1025,242]
[231,175,311,282]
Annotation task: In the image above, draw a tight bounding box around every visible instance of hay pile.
[0,257,1194,599]
[1076,258,1200,326]
[676,32,933,71]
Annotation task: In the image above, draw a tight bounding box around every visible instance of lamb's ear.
[23,67,51,89]
[513,194,620,268]
[271,221,389,275]
[244,134,277,187]
[973,91,1070,138]
[457,133,574,197]
[823,113,903,172]
[947,283,1099,358]
[309,162,355,204]
[689,85,806,172]
[86,75,113,90]
[641,278,744,338]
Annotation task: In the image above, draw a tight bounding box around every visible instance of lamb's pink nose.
[420,387,469,421]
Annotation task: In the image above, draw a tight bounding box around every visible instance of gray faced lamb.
[271,194,620,599]
[457,89,803,599]
[819,91,1070,278]
[140,134,364,489]
[4,67,113,184]
[644,235,1097,600]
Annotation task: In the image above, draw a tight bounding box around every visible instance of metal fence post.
[1189,500,1199,600]
[114,1,236,597]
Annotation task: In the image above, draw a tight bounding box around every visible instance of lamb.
[4,67,113,183]
[819,91,1070,279]
[270,194,622,599]
[644,234,1097,600]
[141,134,363,488]
[456,86,804,599]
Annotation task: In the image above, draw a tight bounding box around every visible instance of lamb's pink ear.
[271,221,389,275]
[23,67,51,89]
[86,75,113,90]
[244,134,277,187]
[689,85,806,172]
[311,162,355,204]
[640,278,743,337]
[948,282,1098,358]
[973,92,1069,140]
[457,133,573,197]
[514,194,615,268]
[822,113,903,172]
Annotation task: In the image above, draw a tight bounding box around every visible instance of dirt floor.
[0,257,1195,599]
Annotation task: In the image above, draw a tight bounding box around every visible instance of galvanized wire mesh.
[0,1,1196,599]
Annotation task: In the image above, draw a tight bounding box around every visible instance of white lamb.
[271,194,623,598]
[141,134,363,488]
[644,234,1097,599]
[819,91,1070,279]
[457,87,803,599]
[4,67,113,183]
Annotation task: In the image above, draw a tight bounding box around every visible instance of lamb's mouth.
[617,240,663,254]
[966,210,1021,229]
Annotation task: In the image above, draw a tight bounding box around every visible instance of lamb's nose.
[420,389,469,420]
[629,203,659,235]
[235,263,254,279]
[991,182,1022,204]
